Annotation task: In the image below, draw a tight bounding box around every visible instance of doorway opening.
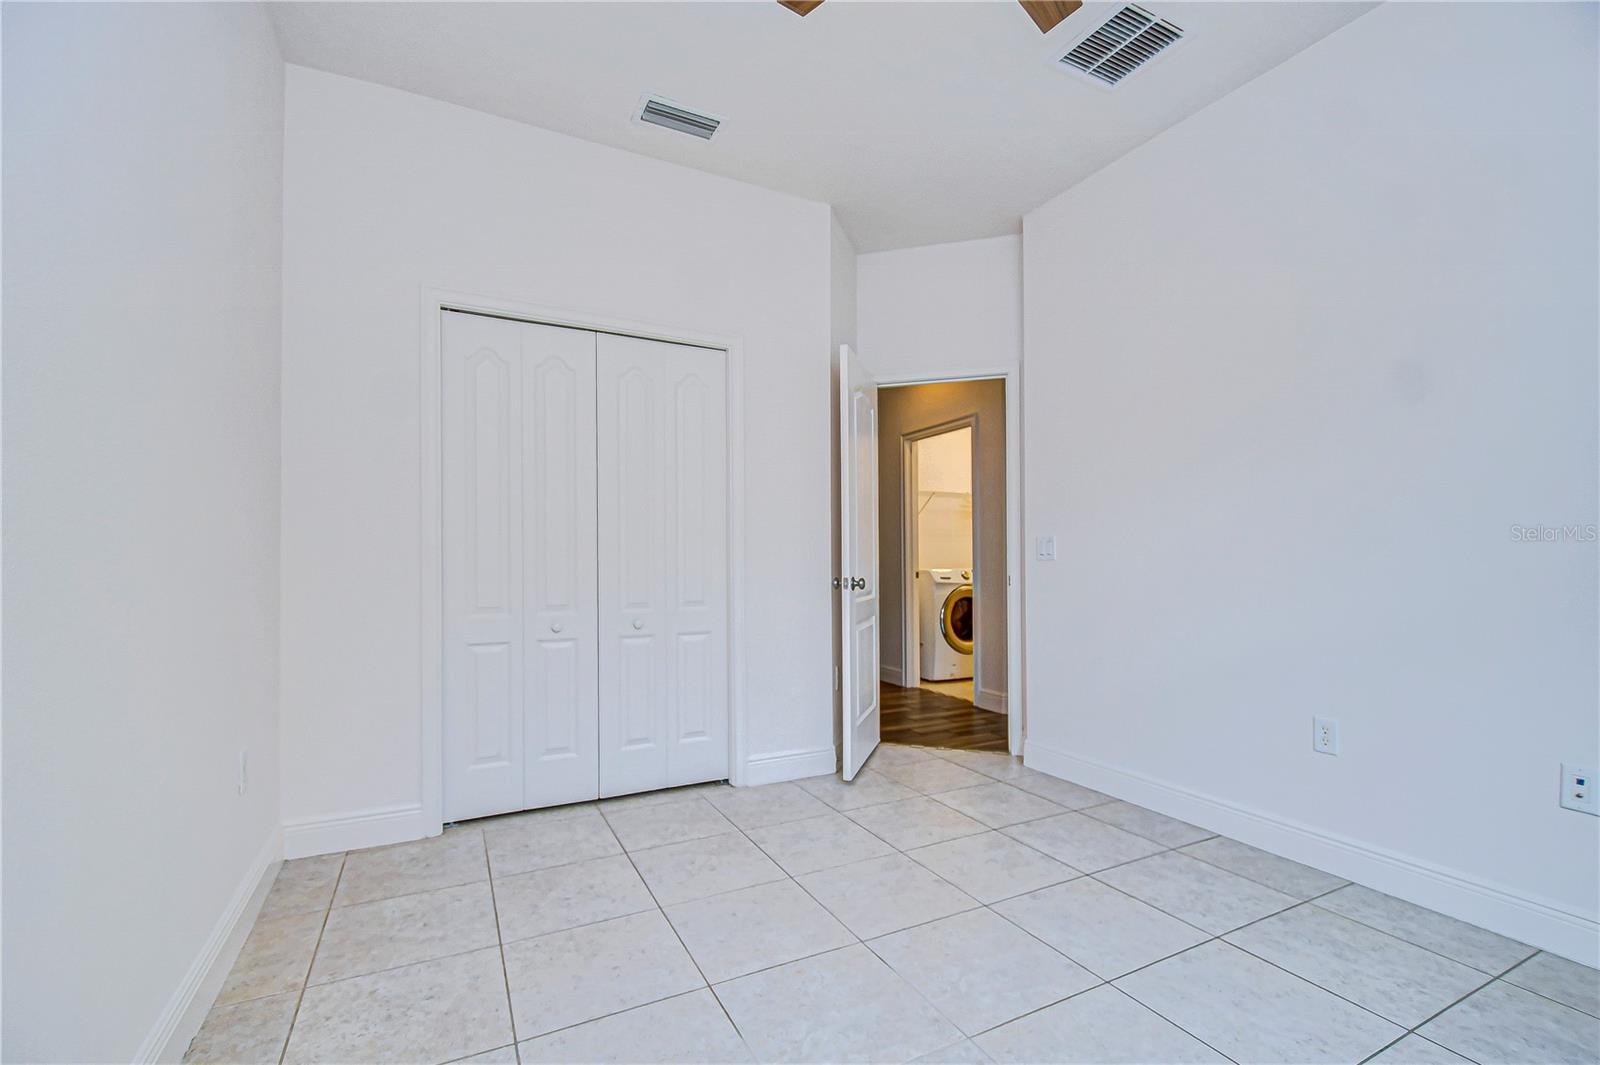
[878,379,1008,752]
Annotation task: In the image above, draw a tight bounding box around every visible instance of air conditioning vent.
[1059,5,1184,87]
[637,96,722,140]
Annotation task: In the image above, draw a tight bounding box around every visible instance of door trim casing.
[419,286,748,836]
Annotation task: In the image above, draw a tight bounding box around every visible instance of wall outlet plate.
[1313,716,1340,756]
[1560,764,1597,815]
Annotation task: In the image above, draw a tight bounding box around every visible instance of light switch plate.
[1560,764,1597,815]
[1036,536,1057,561]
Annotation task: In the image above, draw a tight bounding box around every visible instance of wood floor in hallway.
[880,681,1008,751]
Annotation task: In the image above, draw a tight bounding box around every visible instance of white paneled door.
[597,334,729,797]
[442,312,728,822]
[838,344,881,780]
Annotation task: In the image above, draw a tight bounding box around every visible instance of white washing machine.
[919,568,974,680]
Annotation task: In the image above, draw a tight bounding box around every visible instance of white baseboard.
[283,802,434,859]
[975,687,1008,714]
[743,746,838,786]
[136,830,281,1064]
[881,664,904,686]
[1024,740,1600,967]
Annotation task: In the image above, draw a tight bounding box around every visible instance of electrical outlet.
[1035,536,1057,561]
[238,749,249,796]
[1560,764,1597,815]
[1313,717,1340,756]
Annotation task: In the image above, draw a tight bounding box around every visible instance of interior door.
[442,311,599,821]
[839,344,881,780]
[596,333,729,797]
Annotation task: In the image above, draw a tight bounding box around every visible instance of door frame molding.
[875,366,1023,757]
[419,286,749,834]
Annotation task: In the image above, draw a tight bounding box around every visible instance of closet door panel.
[597,335,728,796]
[442,311,526,820]
[444,312,599,820]
[521,328,600,809]
[597,344,668,794]
[665,352,728,786]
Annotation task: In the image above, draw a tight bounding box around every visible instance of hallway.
[880,682,1007,752]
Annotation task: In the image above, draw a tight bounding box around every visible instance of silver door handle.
[850,577,866,591]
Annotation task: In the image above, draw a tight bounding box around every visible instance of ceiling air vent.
[636,96,722,140]
[1058,5,1184,87]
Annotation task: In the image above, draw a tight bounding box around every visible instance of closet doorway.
[435,307,736,823]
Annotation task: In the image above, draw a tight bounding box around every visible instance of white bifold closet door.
[596,333,728,797]
[443,311,600,821]
[442,311,728,823]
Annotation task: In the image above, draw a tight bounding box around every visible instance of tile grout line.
[274,853,347,1065]
[294,941,512,995]
[963,873,1241,1061]
[1490,971,1600,1020]
[710,772,1262,1058]
[909,747,1443,1057]
[595,798,761,1062]
[481,830,524,1064]
[1091,875,1505,1061]
[726,752,1244,1054]
[928,745,1544,992]
[703,788,985,1052]
[889,741,1510,1055]
[929,744,1539,1000]
[1103,982,1242,1064]
[799,755,1252,1058]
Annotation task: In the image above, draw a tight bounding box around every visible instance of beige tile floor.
[187,744,1600,1064]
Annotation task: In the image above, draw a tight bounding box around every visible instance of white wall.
[857,235,1021,381]
[280,67,835,846]
[917,429,974,571]
[831,214,859,360]
[1022,2,1598,962]
[917,428,973,496]
[2,4,286,1059]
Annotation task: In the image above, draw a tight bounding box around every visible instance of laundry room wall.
[915,428,974,571]
[280,66,835,852]
[877,381,1006,710]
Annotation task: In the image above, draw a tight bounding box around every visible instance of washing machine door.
[940,584,975,655]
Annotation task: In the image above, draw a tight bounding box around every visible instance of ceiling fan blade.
[777,0,824,15]
[1018,0,1083,34]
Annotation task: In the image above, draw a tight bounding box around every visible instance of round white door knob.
[632,619,644,630]
[550,622,563,633]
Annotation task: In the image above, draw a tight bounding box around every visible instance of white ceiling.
[270,1,1372,251]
